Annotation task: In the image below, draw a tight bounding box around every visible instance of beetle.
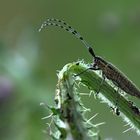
[39,18,140,99]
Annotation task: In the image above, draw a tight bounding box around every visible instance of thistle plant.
[43,61,140,140]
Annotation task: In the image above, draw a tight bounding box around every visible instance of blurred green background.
[0,0,140,140]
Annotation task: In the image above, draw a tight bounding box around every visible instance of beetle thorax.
[94,56,108,69]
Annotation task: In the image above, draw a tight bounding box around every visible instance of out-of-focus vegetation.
[0,0,140,140]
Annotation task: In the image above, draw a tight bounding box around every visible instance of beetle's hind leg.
[88,66,105,95]
[112,87,121,116]
[96,72,106,95]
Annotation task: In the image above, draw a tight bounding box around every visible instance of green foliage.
[45,62,100,140]
[45,61,140,140]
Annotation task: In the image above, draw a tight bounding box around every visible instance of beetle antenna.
[39,18,96,58]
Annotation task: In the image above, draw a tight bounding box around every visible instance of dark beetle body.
[93,56,140,98]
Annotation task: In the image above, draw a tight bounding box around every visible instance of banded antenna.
[39,18,96,58]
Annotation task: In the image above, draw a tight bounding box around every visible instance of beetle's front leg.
[89,63,100,71]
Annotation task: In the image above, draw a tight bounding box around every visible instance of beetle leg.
[96,72,106,95]
[113,87,121,115]
[75,64,100,77]
[110,106,120,116]
[74,68,91,77]
[89,63,100,70]
[110,87,121,116]
[89,67,100,70]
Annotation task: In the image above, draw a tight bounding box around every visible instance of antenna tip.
[38,24,44,32]
[38,28,41,32]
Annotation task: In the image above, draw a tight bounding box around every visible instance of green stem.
[54,63,100,140]
[49,61,140,140]
[68,62,140,135]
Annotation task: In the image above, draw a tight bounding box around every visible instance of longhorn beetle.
[39,18,140,99]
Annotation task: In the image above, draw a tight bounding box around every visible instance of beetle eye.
[94,58,97,63]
